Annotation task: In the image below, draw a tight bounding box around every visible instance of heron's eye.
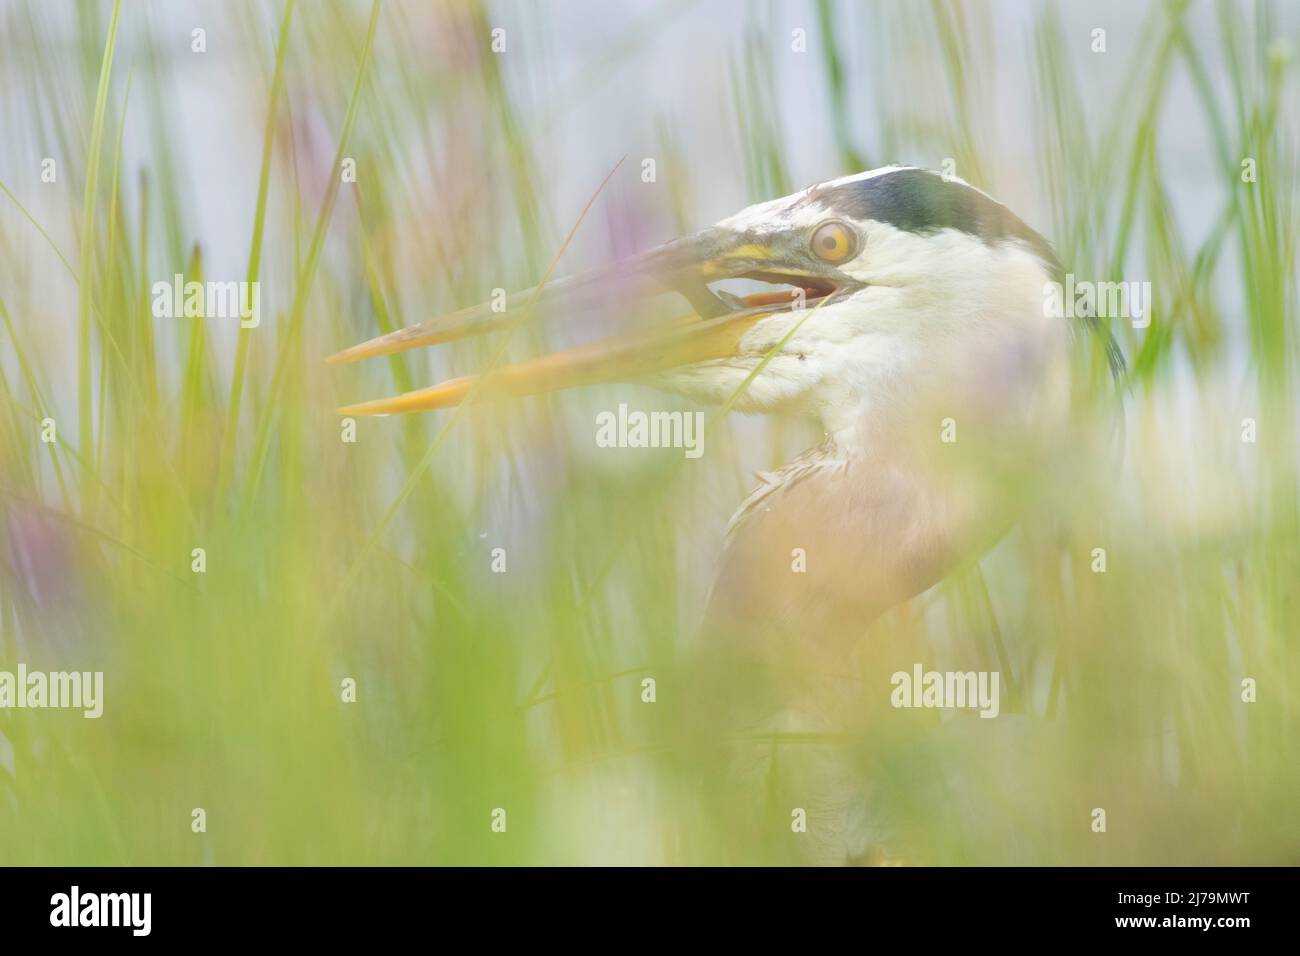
[810,220,857,264]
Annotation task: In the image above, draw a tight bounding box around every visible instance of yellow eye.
[810,220,857,264]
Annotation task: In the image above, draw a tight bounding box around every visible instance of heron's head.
[331,166,1070,438]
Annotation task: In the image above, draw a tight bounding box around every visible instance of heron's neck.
[815,391,935,468]
[814,317,1073,468]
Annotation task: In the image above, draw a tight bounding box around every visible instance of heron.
[329,166,1121,863]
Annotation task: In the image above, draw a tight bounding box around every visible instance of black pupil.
[821,234,837,250]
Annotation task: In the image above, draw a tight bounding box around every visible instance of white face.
[650,170,1071,447]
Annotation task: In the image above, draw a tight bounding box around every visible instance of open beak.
[328,227,851,416]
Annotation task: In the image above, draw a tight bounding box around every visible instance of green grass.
[0,0,1296,865]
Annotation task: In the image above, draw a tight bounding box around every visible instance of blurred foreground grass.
[0,0,1297,864]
